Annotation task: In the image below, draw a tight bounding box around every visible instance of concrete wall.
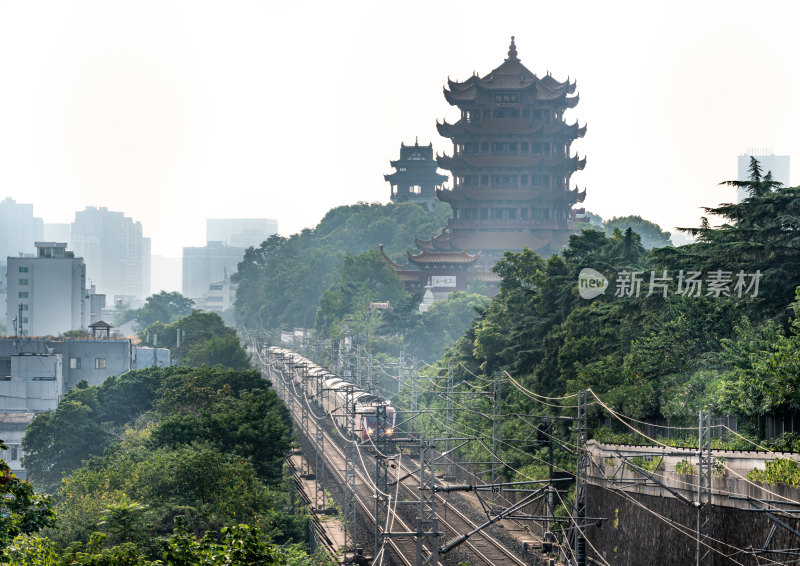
[585,441,800,565]
[49,339,132,389]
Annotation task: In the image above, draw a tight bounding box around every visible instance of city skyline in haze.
[0,1,797,257]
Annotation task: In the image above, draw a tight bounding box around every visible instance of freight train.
[268,347,397,443]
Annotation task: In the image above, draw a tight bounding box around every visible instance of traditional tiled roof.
[406,249,481,266]
[414,235,460,252]
[443,37,578,106]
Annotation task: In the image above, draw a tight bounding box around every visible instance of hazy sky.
[0,1,798,256]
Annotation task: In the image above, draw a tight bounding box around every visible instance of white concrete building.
[196,276,237,312]
[6,243,86,337]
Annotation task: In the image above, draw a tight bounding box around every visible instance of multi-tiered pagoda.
[423,36,586,267]
[384,140,447,209]
[383,37,586,298]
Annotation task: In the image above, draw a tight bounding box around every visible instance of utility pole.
[410,366,418,416]
[314,366,326,513]
[491,371,503,497]
[355,344,362,388]
[444,363,455,480]
[418,440,439,566]
[343,386,357,559]
[697,410,713,566]
[299,363,311,478]
[574,390,588,566]
[374,404,390,558]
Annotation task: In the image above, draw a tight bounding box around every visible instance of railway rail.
[254,344,543,566]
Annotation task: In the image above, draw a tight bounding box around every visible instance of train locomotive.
[268,347,397,443]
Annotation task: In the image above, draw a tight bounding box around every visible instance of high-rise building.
[182,241,245,301]
[0,198,43,262]
[6,242,86,337]
[70,207,151,302]
[206,218,278,249]
[384,140,447,209]
[737,151,790,202]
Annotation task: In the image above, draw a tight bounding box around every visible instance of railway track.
[255,346,542,566]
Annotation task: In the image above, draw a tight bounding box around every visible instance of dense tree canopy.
[232,201,450,330]
[121,292,195,329]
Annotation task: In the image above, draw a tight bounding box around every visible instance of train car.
[268,348,397,443]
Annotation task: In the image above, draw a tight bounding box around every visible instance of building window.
[18,267,28,273]
[95,358,106,369]
[21,317,28,324]
[18,279,28,285]
[18,292,28,299]
[70,357,81,370]
[20,304,28,311]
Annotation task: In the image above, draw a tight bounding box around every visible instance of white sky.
[0,0,798,256]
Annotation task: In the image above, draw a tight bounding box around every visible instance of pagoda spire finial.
[506,35,519,62]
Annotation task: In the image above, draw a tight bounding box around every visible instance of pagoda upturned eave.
[406,249,481,267]
[437,154,587,171]
[437,119,587,139]
[443,78,578,106]
[436,186,586,205]
[384,170,447,184]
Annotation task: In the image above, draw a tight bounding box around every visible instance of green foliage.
[23,366,287,493]
[316,250,409,339]
[747,458,800,487]
[629,456,664,473]
[124,292,195,330]
[404,292,490,363]
[605,215,673,249]
[183,334,251,370]
[5,523,329,565]
[232,201,450,330]
[674,460,696,475]
[0,460,55,551]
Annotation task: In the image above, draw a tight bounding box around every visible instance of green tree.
[127,292,195,329]
[232,201,450,330]
[0,441,55,552]
[315,249,409,340]
[605,215,673,249]
[22,389,111,492]
[183,333,251,370]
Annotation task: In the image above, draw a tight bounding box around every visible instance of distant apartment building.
[0,197,43,261]
[206,218,278,248]
[71,206,151,302]
[182,241,245,300]
[737,151,790,202]
[6,243,86,337]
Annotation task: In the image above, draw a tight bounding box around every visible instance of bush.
[674,459,696,475]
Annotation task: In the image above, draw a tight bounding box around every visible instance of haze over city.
[0,0,798,257]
